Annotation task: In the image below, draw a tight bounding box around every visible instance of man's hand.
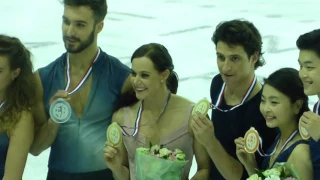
[191,112,215,147]
[300,111,320,141]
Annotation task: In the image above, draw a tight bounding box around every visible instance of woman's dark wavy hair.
[0,35,36,133]
[263,68,309,122]
[115,43,179,111]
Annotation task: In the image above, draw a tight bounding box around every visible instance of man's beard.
[63,27,95,53]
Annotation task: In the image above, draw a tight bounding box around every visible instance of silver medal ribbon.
[120,92,171,137]
[211,75,257,112]
[0,101,5,109]
[65,48,100,95]
[257,130,298,157]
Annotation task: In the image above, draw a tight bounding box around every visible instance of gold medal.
[106,122,122,147]
[244,127,259,153]
[192,98,210,116]
[299,119,310,140]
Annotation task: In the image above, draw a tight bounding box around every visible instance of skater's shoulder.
[211,74,223,86]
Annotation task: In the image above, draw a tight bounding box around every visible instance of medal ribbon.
[257,130,298,157]
[120,92,171,137]
[211,75,257,112]
[0,101,4,109]
[65,48,100,95]
[313,101,320,115]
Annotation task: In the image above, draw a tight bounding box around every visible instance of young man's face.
[62,5,100,53]
[298,50,320,97]
[216,41,257,85]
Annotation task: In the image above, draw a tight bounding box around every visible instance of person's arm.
[242,159,258,176]
[190,114,210,180]
[108,110,130,180]
[110,142,130,180]
[29,118,60,156]
[299,111,320,179]
[110,58,132,95]
[110,140,130,180]
[2,111,34,180]
[310,138,320,179]
[121,75,133,94]
[234,137,259,176]
[288,143,313,180]
[191,138,211,179]
[29,71,60,156]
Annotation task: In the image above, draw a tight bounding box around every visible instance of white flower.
[265,175,280,180]
[150,145,160,153]
[262,168,281,176]
[175,153,186,161]
[159,148,171,157]
[175,149,183,154]
[247,174,261,180]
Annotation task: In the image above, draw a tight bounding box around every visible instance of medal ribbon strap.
[257,130,298,157]
[120,92,171,137]
[0,101,5,109]
[313,101,320,115]
[65,48,101,95]
[212,75,257,112]
[120,103,143,137]
[215,83,225,107]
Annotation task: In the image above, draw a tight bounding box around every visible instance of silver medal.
[49,98,72,123]
[49,49,100,123]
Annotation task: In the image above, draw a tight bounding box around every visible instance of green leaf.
[256,170,265,178]
[163,154,169,159]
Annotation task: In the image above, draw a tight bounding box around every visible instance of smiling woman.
[130,43,177,97]
[236,68,313,180]
[115,43,179,110]
[0,35,36,180]
[104,43,211,180]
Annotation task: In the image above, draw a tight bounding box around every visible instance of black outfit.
[209,74,278,180]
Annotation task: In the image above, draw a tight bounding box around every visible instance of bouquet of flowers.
[135,142,188,180]
[247,162,300,180]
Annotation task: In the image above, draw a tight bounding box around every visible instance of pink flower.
[168,154,175,160]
